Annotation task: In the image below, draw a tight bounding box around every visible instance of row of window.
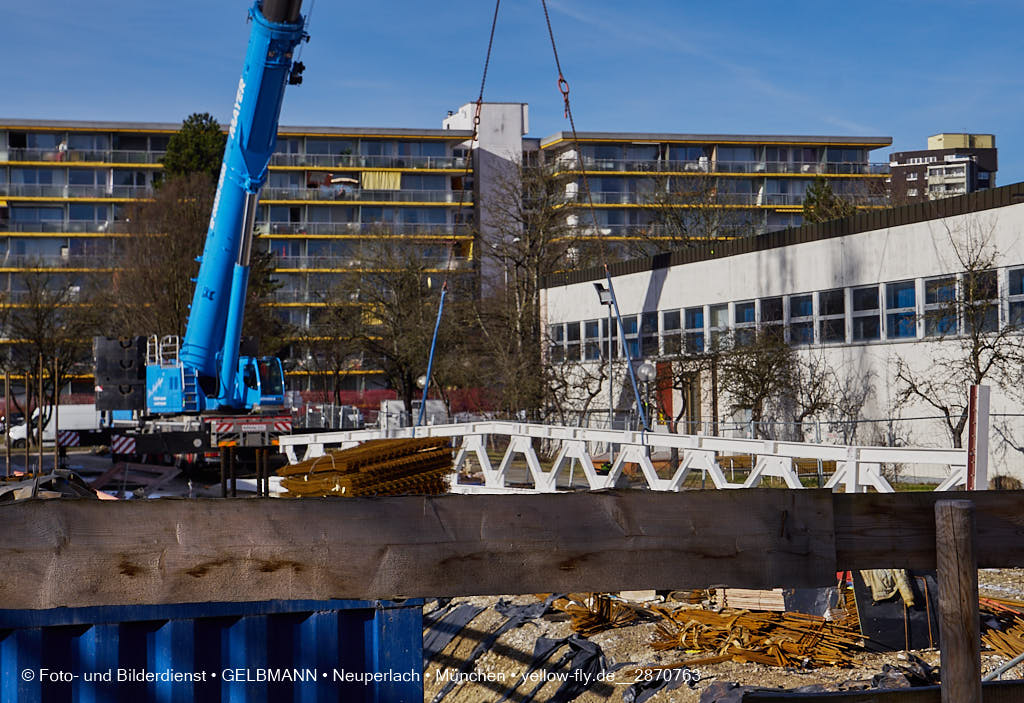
[3,131,451,158]
[0,168,151,186]
[577,144,867,164]
[549,268,1024,361]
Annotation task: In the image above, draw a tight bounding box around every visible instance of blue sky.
[5,0,1024,181]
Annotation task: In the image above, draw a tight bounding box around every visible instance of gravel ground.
[424,584,1024,703]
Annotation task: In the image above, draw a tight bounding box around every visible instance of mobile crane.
[94,0,308,462]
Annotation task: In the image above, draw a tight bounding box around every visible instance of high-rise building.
[889,133,997,203]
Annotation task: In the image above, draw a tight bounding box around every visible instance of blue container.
[0,599,422,703]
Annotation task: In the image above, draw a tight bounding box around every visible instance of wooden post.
[52,357,59,473]
[230,446,237,498]
[935,499,981,703]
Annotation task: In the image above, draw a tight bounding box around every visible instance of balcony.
[272,255,475,271]
[0,184,152,199]
[0,254,117,269]
[562,156,889,176]
[261,187,472,204]
[258,221,471,237]
[268,153,468,170]
[3,148,166,164]
[0,220,132,233]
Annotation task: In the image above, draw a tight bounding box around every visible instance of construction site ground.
[425,570,1024,702]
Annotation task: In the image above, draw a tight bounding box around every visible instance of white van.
[8,404,103,447]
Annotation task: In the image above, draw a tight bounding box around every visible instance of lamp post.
[637,361,657,431]
[594,283,614,429]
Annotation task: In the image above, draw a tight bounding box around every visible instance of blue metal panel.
[0,600,422,703]
[146,365,185,414]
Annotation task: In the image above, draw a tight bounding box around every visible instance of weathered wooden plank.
[833,490,1024,570]
[0,489,836,611]
[935,500,981,703]
[743,680,1024,702]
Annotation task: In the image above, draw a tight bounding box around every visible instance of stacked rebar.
[277,437,453,497]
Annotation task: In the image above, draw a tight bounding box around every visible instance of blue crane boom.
[169,0,306,412]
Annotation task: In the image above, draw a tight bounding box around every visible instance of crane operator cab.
[142,335,285,414]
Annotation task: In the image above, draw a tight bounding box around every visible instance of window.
[886,281,916,339]
[307,139,354,155]
[548,324,564,363]
[734,301,755,345]
[924,277,957,336]
[662,310,681,355]
[760,296,783,339]
[789,294,813,345]
[68,169,105,186]
[708,304,728,349]
[906,172,918,181]
[621,315,640,357]
[907,188,918,197]
[1009,269,1024,327]
[963,270,998,334]
[112,169,147,187]
[601,318,618,360]
[852,286,880,340]
[684,307,704,353]
[640,312,659,357]
[584,320,601,360]
[819,289,845,343]
[565,322,581,361]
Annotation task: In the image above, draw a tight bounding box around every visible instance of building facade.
[541,183,1024,480]
[889,133,997,203]
[539,131,891,259]
[0,119,477,391]
[1,109,898,394]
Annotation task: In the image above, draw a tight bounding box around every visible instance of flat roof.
[540,131,893,150]
[0,118,473,139]
[542,181,1024,289]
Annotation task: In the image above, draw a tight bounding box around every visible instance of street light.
[594,283,615,428]
[637,361,656,429]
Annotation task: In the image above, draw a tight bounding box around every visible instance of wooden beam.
[833,490,1024,570]
[935,500,981,703]
[0,489,836,611]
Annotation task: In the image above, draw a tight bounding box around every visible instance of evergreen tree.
[802,177,856,223]
[162,113,226,179]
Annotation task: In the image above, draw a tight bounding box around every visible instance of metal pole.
[23,373,30,476]
[230,446,237,498]
[4,370,9,478]
[603,271,650,432]
[36,355,43,475]
[220,447,227,498]
[608,305,614,430]
[52,357,59,473]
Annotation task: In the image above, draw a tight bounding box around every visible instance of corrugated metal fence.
[0,599,422,703]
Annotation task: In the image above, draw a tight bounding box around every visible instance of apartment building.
[539,131,892,258]
[0,118,476,390]
[0,109,899,393]
[890,133,997,203]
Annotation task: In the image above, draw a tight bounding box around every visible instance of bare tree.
[100,173,213,338]
[718,330,798,438]
[633,174,754,256]
[894,220,1024,447]
[476,159,583,415]
[5,270,97,436]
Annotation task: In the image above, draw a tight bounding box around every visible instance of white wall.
[542,202,1024,480]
